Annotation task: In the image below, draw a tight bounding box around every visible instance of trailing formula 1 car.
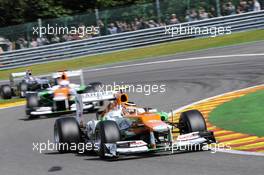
[26,70,109,118]
[54,92,216,159]
[0,70,51,99]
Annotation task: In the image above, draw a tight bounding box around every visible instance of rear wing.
[74,91,117,126]
[52,70,84,85]
[10,72,27,78]
[81,91,117,103]
[9,72,27,85]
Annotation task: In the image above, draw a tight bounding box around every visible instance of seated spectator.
[50,35,60,43]
[253,0,261,11]
[16,37,28,49]
[115,21,123,33]
[0,46,3,54]
[126,23,133,31]
[29,38,38,48]
[169,14,180,24]
[138,17,148,29]
[61,34,71,42]
[108,23,118,34]
[36,36,49,46]
[198,7,209,20]
[247,0,255,11]
[185,9,198,22]
[237,0,248,13]
[147,20,158,28]
[208,7,217,18]
[222,1,236,15]
[120,21,130,32]
[98,20,108,36]
[4,38,12,51]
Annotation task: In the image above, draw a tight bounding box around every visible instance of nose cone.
[140,113,169,132]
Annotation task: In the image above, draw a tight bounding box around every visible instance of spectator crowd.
[0,0,262,52]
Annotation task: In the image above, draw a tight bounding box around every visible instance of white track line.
[217,149,264,156]
[0,53,264,84]
[83,53,264,72]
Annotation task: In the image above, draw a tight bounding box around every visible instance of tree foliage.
[0,0,152,27]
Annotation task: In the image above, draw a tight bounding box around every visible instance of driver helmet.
[59,80,70,88]
[26,70,32,76]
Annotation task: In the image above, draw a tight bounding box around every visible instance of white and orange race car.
[53,91,216,159]
[25,70,113,118]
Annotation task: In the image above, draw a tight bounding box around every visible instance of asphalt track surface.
[1,41,264,175]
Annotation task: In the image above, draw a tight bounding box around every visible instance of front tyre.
[26,94,39,119]
[179,110,207,134]
[19,82,28,98]
[95,120,121,159]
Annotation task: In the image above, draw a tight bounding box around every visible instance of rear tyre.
[0,85,12,99]
[19,82,28,98]
[95,120,120,158]
[179,110,207,134]
[54,117,81,153]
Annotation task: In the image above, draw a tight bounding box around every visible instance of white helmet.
[59,80,70,87]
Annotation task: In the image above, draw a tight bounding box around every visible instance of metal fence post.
[215,0,221,16]
[155,0,161,22]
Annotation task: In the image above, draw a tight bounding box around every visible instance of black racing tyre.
[0,85,12,99]
[95,120,121,158]
[19,82,28,98]
[179,110,207,134]
[26,94,39,118]
[54,117,81,153]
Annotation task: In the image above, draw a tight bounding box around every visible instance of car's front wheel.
[179,109,207,134]
[95,120,121,158]
[26,94,39,119]
[19,82,28,98]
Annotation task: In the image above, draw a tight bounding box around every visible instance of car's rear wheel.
[95,120,121,158]
[0,85,12,99]
[54,117,81,153]
[179,110,207,134]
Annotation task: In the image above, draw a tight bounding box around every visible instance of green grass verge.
[0,30,264,80]
[209,90,264,137]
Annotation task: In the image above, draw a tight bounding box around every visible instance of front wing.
[101,131,216,157]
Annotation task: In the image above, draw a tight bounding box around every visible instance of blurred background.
[0,0,263,52]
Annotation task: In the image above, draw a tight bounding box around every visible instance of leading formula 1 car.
[0,70,51,99]
[26,70,106,118]
[54,91,216,159]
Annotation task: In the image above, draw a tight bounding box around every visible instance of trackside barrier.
[0,11,263,70]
